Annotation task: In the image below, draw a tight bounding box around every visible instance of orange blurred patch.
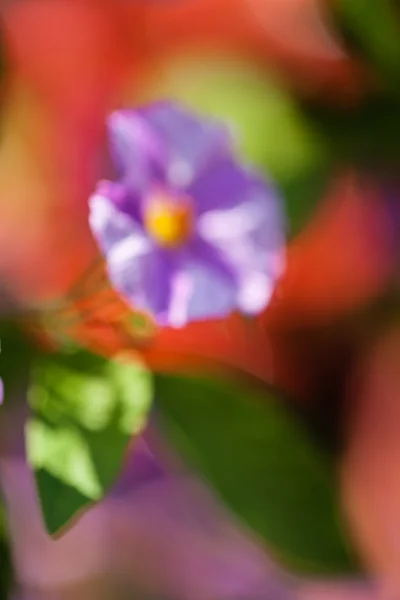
[0,77,100,304]
[341,325,400,584]
[262,174,394,328]
[28,260,311,398]
[3,0,132,119]
[0,0,136,303]
[126,0,365,103]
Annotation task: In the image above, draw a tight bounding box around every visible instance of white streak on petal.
[237,272,273,314]
[168,271,193,328]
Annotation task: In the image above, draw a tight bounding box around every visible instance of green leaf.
[0,320,37,399]
[335,0,400,86]
[278,162,331,238]
[26,349,153,535]
[302,93,400,170]
[155,374,359,575]
[145,57,332,237]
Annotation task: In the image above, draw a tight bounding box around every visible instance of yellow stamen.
[145,191,193,248]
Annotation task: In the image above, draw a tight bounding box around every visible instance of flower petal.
[89,190,167,314]
[172,238,237,325]
[93,180,142,223]
[190,156,280,225]
[107,109,166,193]
[194,158,285,314]
[136,102,231,189]
[138,250,177,323]
[89,185,148,256]
[90,104,286,327]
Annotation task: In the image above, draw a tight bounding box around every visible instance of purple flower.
[89,102,284,327]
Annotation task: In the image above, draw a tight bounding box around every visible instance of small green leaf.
[32,470,92,537]
[155,374,359,575]
[26,349,153,535]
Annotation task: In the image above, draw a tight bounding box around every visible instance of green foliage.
[0,320,36,399]
[26,349,153,535]
[335,0,400,87]
[155,373,359,575]
[303,92,400,173]
[311,2,400,172]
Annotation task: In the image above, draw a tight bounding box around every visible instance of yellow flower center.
[144,191,193,248]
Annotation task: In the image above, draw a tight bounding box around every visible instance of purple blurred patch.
[111,437,165,497]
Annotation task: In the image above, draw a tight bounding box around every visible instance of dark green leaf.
[334,0,400,86]
[155,374,359,575]
[278,160,331,238]
[33,469,92,536]
[26,349,153,535]
[0,320,37,400]
[302,93,400,172]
